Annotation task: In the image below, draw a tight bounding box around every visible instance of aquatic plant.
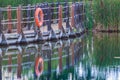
[84,0,94,30]
[93,0,120,30]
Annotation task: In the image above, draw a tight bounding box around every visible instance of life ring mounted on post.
[35,8,44,28]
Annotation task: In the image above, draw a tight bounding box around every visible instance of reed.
[93,0,120,30]
[84,0,94,30]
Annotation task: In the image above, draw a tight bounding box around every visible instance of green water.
[0,33,120,80]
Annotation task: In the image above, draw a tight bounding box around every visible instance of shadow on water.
[1,33,120,80]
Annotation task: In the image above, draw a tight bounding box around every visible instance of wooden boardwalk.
[0,2,85,45]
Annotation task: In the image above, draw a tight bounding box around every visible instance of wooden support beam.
[58,5,62,30]
[71,4,75,28]
[7,5,12,33]
[17,5,22,34]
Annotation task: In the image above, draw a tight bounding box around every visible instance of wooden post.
[17,5,22,34]
[58,5,62,30]
[71,4,75,28]
[7,5,12,33]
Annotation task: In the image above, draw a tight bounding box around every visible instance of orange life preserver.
[35,57,44,77]
[35,8,44,28]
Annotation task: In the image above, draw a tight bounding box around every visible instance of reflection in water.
[0,56,2,80]
[58,46,63,73]
[8,55,12,72]
[1,33,120,80]
[1,37,84,80]
[80,33,120,80]
[34,56,44,78]
[17,53,22,79]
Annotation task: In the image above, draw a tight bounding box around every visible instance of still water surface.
[0,33,120,80]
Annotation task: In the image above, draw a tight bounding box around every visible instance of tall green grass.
[84,0,94,30]
[93,0,120,30]
[0,0,79,7]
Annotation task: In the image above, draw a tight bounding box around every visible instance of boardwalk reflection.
[0,36,84,80]
[2,33,120,80]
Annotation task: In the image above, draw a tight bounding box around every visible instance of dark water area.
[0,33,120,80]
